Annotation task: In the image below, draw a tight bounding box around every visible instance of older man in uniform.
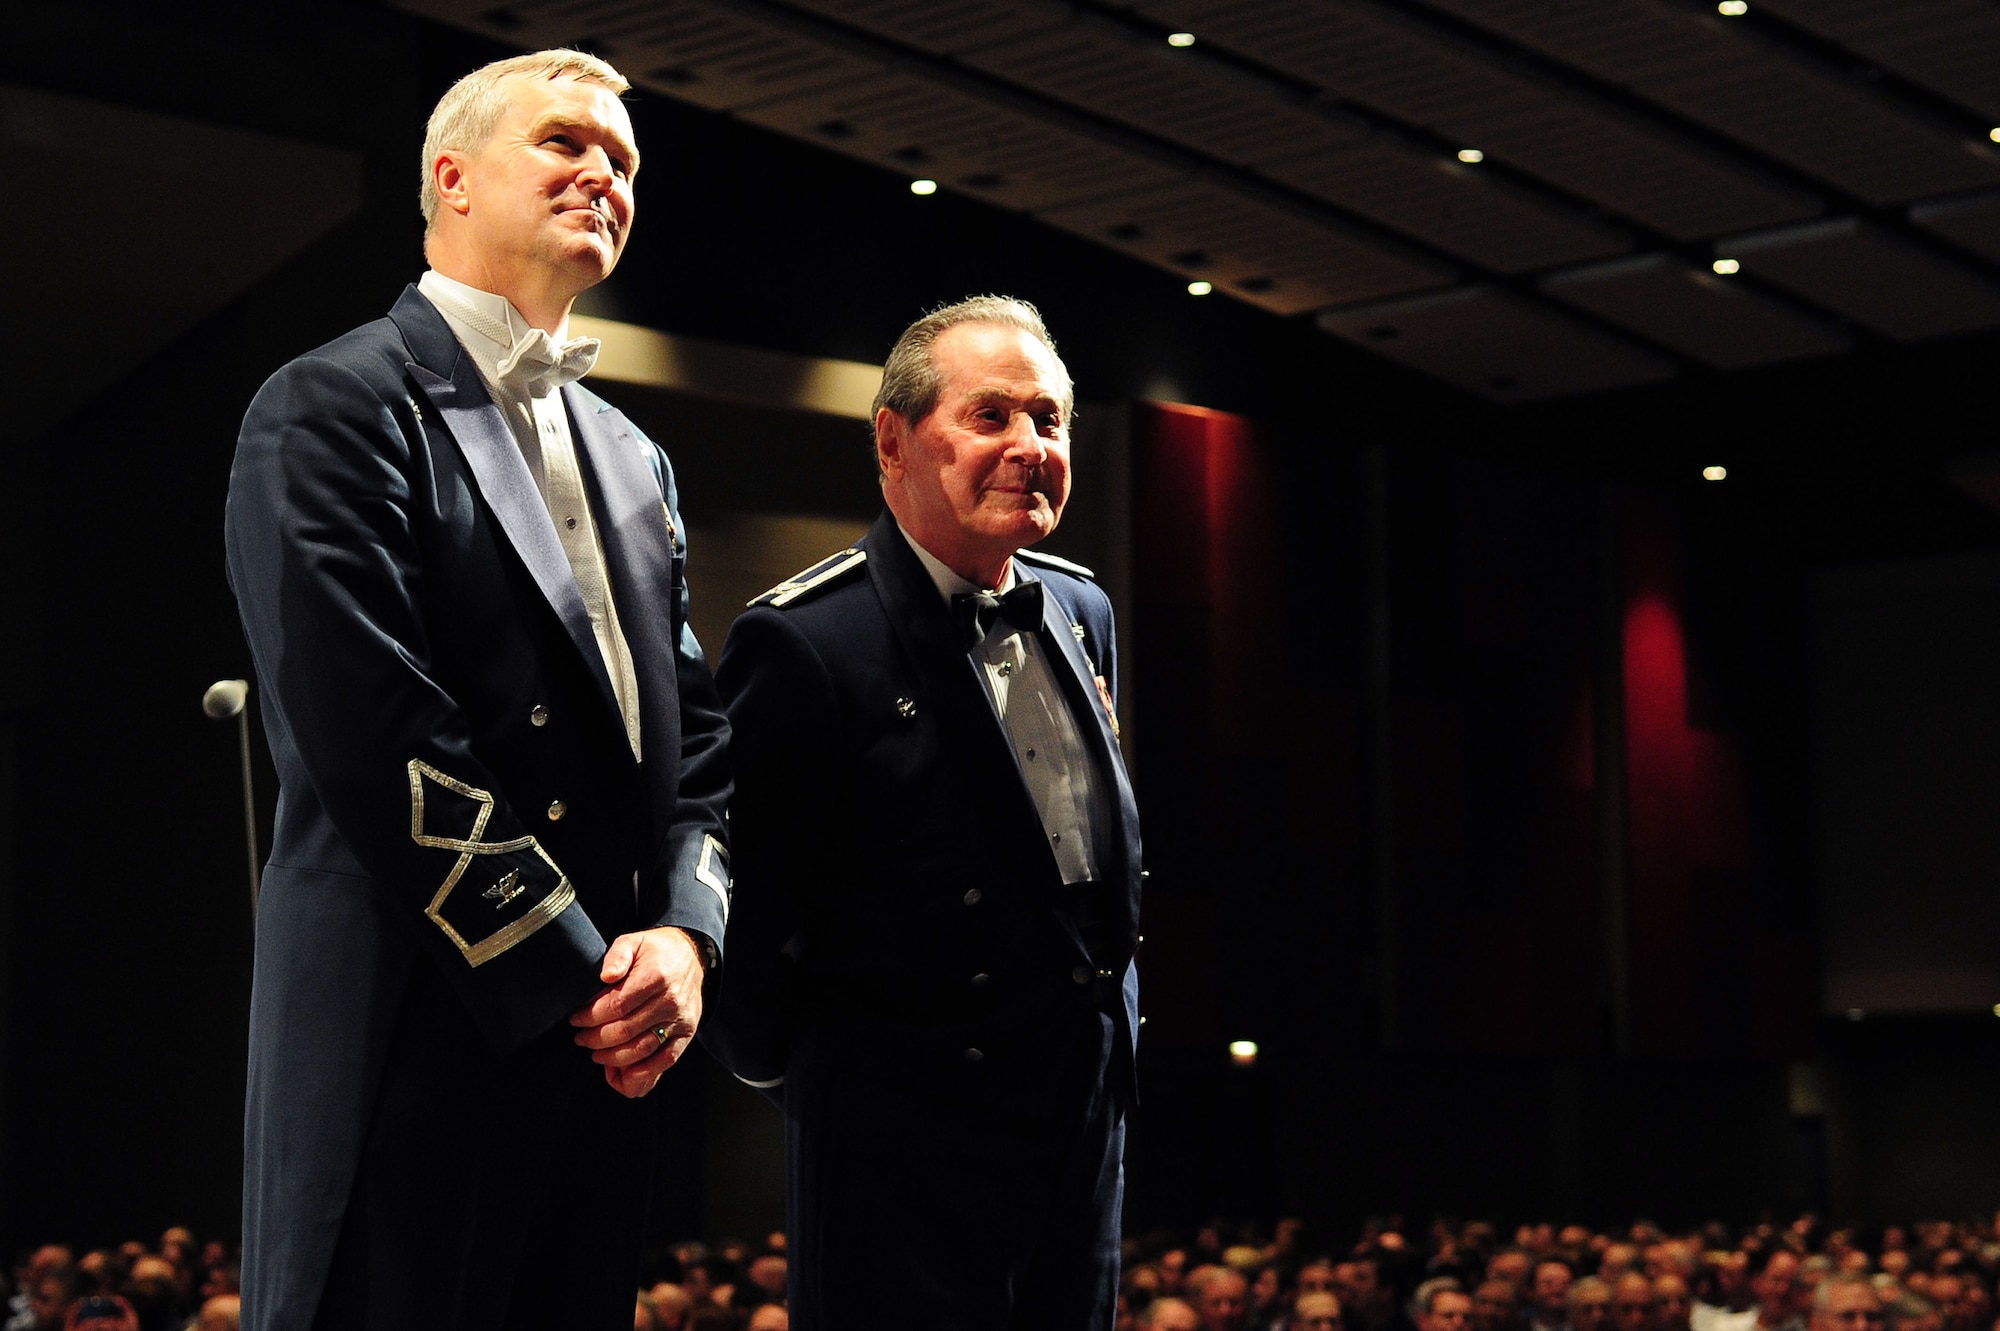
[226,49,729,1330]
[705,296,1142,1328]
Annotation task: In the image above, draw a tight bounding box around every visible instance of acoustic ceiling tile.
[1315,285,1678,401]
[1268,140,1631,273]
[1040,178,1455,314]
[741,72,1182,212]
[1542,254,1850,368]
[1910,190,2000,266]
[1720,216,2000,340]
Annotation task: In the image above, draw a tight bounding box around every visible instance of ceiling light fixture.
[1457,148,1485,164]
[1187,281,1213,296]
[1167,31,1196,47]
[1990,128,2000,143]
[1703,466,1727,481]
[1718,1,1748,14]
[1228,1040,1259,1065]
[1712,258,1741,275]
[909,178,938,195]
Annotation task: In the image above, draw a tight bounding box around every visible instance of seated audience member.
[1660,1275,1697,1331]
[1144,1298,1204,1331]
[1698,1254,1758,1331]
[1416,1279,1475,1331]
[1887,1296,1941,1331]
[1531,1262,1577,1331]
[63,1296,137,1331]
[1493,1252,1535,1292]
[1252,1262,1293,1329]
[648,1282,692,1331]
[1301,1264,1341,1301]
[1292,1292,1341,1331]
[746,1304,788,1331]
[1475,1278,1524,1331]
[189,1296,237,1331]
[1194,1267,1251,1331]
[1342,1254,1404,1331]
[635,1291,659,1331]
[1602,1251,1642,1283]
[1612,1272,1658,1331]
[1753,1252,1806,1331]
[1812,1277,1885,1331]
[15,1270,76,1331]
[1571,1278,1614,1331]
[123,1255,180,1331]
[745,1256,786,1304]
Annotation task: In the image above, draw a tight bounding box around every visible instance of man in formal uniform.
[705,296,1143,1329]
[225,49,729,1330]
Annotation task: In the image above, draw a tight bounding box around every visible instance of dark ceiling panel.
[1721,217,2000,340]
[1269,141,1630,273]
[1139,0,1819,240]
[1137,0,1544,126]
[960,17,1629,273]
[1459,98,1820,241]
[1542,255,1849,369]
[1751,0,2000,124]
[1042,179,1456,314]
[958,22,1371,168]
[779,0,1066,56]
[1316,286,1677,401]
[1425,0,2000,204]
[1911,190,2000,267]
[404,0,882,110]
[741,72,1183,211]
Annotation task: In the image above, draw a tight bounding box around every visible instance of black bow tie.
[952,580,1044,651]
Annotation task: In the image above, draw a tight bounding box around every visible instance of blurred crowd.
[1119,1215,2000,1331]
[4,1229,236,1331]
[13,1212,2000,1331]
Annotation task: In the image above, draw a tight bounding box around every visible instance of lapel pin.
[895,697,918,719]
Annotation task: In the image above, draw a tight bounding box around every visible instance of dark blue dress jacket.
[224,286,731,1329]
[704,512,1141,1322]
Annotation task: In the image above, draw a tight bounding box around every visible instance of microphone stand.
[203,679,261,915]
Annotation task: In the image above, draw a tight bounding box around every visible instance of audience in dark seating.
[15,1212,2000,1330]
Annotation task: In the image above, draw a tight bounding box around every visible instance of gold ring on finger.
[653,1024,671,1048]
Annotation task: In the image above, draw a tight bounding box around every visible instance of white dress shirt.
[417,269,644,761]
[902,528,1106,886]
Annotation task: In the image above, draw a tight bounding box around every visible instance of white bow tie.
[495,327,600,395]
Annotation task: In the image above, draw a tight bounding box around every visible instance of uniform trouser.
[786,994,1126,1331]
[312,957,654,1331]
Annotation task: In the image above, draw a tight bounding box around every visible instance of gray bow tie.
[495,328,600,395]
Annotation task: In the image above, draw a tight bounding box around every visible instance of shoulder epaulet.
[1015,548,1096,579]
[749,548,867,608]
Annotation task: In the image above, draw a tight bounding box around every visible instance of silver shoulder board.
[1016,548,1096,579]
[750,548,867,608]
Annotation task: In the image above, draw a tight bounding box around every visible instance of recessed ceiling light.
[1167,31,1196,47]
[1712,257,1741,275]
[1457,148,1485,164]
[909,178,938,195]
[1228,1040,1259,1065]
[1187,280,1214,296]
[1990,128,2000,143]
[1718,0,1748,14]
[1703,465,1728,481]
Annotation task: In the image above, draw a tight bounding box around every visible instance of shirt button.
[1072,965,1092,985]
[565,516,578,529]
[547,800,566,821]
[530,706,549,727]
[997,660,1013,677]
[963,888,982,906]
[963,1047,983,1063]
[971,972,990,986]
[1052,833,1062,845]
[1026,748,1037,761]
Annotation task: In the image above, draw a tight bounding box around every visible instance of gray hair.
[419,49,630,230]
[1414,1278,1466,1320]
[1816,1276,1882,1316]
[872,295,1074,444]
